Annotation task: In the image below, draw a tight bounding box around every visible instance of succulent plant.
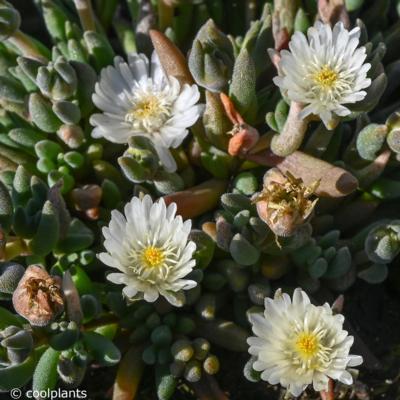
[0,0,398,399]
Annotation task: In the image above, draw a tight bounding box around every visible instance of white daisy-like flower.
[90,52,202,172]
[248,288,363,397]
[98,195,197,307]
[273,21,371,128]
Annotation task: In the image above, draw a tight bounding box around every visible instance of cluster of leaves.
[0,0,400,399]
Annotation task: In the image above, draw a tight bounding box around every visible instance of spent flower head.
[248,288,363,396]
[99,195,197,307]
[253,169,318,237]
[12,265,64,327]
[90,52,202,172]
[272,21,371,128]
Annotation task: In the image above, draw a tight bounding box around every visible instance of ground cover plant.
[1,0,400,399]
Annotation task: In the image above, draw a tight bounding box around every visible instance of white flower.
[98,195,197,307]
[273,22,371,128]
[90,52,202,172]
[248,288,363,397]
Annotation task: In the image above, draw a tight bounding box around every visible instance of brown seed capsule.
[12,265,64,326]
[253,169,319,237]
[71,184,102,211]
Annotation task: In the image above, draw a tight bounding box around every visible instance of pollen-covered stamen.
[290,325,333,373]
[141,246,165,268]
[125,90,172,132]
[313,65,338,88]
[295,332,319,358]
[307,63,354,105]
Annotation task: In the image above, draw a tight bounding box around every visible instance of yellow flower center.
[313,66,338,88]
[295,332,319,359]
[141,246,165,268]
[130,97,161,120]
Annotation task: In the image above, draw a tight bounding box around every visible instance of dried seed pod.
[253,169,319,237]
[12,265,64,326]
[70,185,102,211]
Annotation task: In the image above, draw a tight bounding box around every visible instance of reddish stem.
[320,379,335,400]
